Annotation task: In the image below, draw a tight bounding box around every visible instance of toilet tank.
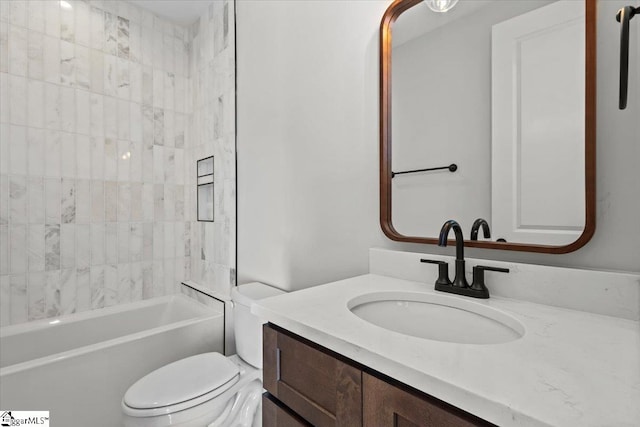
[231,282,285,369]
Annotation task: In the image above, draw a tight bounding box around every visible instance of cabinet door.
[363,373,493,427]
[263,324,362,427]
[263,393,312,427]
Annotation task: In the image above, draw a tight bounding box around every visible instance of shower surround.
[0,0,236,326]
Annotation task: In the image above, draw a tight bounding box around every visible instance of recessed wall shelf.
[197,156,214,222]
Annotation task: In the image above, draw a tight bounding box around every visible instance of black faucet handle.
[420,259,452,287]
[470,265,510,296]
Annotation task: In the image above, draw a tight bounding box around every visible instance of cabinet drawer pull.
[276,347,282,381]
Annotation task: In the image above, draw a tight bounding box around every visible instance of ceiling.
[128,0,212,26]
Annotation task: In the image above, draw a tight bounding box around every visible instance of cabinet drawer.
[263,393,311,427]
[263,324,362,427]
[363,373,494,427]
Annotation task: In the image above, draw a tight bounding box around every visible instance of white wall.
[237,0,640,293]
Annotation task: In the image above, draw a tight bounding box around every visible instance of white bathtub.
[0,295,224,427]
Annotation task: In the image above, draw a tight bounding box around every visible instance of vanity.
[253,249,640,427]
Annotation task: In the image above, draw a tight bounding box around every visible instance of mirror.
[380,0,596,253]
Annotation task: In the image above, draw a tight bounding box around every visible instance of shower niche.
[197,156,215,222]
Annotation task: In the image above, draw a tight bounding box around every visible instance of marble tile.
[103,53,117,97]
[76,224,91,269]
[104,12,118,56]
[27,31,43,80]
[117,221,130,263]
[90,94,104,136]
[104,181,117,221]
[61,178,76,223]
[60,132,76,177]
[90,223,104,266]
[130,222,142,262]
[9,75,27,126]
[0,225,8,275]
[90,7,105,51]
[60,86,76,132]
[76,267,91,312]
[27,271,46,321]
[27,177,45,225]
[75,179,91,223]
[90,180,104,222]
[153,183,164,221]
[28,224,45,272]
[117,182,130,221]
[141,183,153,221]
[153,221,163,260]
[76,45,91,90]
[117,262,131,303]
[0,176,8,225]
[89,49,104,94]
[130,182,142,221]
[44,178,61,224]
[27,129,44,177]
[60,1,75,42]
[90,265,104,309]
[44,83,61,130]
[45,270,60,317]
[117,57,129,99]
[44,224,60,271]
[75,0,91,47]
[163,182,174,221]
[9,125,27,175]
[163,221,174,259]
[104,223,117,264]
[117,100,130,140]
[163,109,174,148]
[152,260,163,297]
[43,35,61,84]
[142,222,153,261]
[153,107,164,146]
[142,261,152,299]
[60,223,75,268]
[9,175,27,225]
[175,185,184,221]
[26,80,44,128]
[60,40,76,86]
[60,268,76,315]
[8,24,27,77]
[117,16,130,59]
[163,258,175,295]
[27,1,46,33]
[10,274,28,324]
[131,261,143,301]
[141,66,153,106]
[104,137,117,180]
[152,68,163,108]
[76,134,91,179]
[129,22,141,63]
[153,145,164,183]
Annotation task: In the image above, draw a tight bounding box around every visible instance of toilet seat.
[122,353,240,418]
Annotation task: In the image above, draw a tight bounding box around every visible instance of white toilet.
[121,282,285,427]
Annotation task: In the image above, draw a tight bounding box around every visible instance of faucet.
[420,219,509,299]
[470,218,491,241]
[438,220,468,289]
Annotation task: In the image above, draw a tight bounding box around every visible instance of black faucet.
[438,220,468,289]
[470,218,491,241]
[420,219,509,299]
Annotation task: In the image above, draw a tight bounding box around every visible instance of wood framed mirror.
[380,0,596,253]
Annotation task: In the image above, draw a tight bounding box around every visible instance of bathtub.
[0,295,224,427]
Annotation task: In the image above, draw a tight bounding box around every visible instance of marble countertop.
[252,274,640,427]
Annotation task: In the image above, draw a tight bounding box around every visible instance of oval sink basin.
[348,291,524,345]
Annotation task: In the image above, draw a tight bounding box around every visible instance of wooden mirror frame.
[379,0,596,254]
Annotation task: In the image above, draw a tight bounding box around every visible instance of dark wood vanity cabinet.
[263,324,493,427]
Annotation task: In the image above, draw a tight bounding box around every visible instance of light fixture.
[60,1,73,10]
[424,0,459,13]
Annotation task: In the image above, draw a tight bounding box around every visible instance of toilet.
[121,282,285,427]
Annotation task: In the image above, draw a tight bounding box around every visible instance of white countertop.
[252,274,640,427]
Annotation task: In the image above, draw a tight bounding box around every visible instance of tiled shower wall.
[187,1,236,297]
[0,0,236,326]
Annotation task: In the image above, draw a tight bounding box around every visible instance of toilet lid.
[124,353,240,410]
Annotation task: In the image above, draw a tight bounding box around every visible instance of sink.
[348,291,524,345]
